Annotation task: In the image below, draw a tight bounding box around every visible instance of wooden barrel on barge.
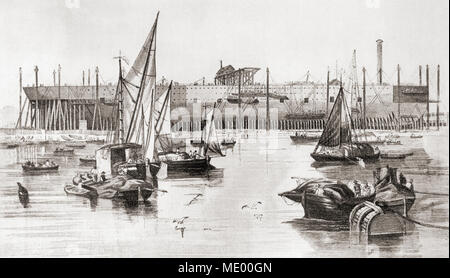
[349,201,412,242]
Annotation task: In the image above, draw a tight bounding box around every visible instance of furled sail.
[315,87,353,149]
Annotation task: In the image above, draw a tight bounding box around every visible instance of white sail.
[154,84,171,137]
[122,12,159,148]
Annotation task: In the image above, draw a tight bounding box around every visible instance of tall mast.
[126,12,159,144]
[362,67,366,131]
[34,66,39,129]
[437,65,440,130]
[238,68,241,131]
[118,56,124,143]
[397,64,401,132]
[266,67,270,131]
[426,64,430,129]
[326,68,330,116]
[19,67,22,128]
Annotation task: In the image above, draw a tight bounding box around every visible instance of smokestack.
[419,65,422,85]
[376,39,383,85]
[82,70,85,86]
[220,60,223,69]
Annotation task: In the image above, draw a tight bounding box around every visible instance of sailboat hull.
[310,152,380,162]
[164,157,212,172]
[279,185,375,222]
[149,162,161,178]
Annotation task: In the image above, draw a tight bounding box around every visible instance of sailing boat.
[97,12,163,180]
[158,103,224,172]
[310,86,380,162]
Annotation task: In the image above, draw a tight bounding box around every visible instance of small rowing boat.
[54,147,74,155]
[410,133,423,139]
[22,164,59,172]
[79,156,96,165]
[190,139,205,147]
[66,143,86,148]
[290,132,321,144]
[385,139,402,145]
[64,184,98,198]
[221,138,236,147]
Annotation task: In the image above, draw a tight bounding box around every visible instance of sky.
[0,0,448,110]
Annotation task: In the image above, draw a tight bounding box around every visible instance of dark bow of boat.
[17,182,29,208]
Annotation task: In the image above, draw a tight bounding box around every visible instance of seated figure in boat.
[347,180,375,198]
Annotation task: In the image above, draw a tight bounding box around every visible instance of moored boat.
[54,147,74,155]
[279,178,375,222]
[385,139,402,145]
[22,163,59,172]
[79,156,96,165]
[66,143,86,148]
[290,132,321,144]
[220,138,236,147]
[64,184,98,198]
[380,153,406,159]
[372,167,416,214]
[410,133,423,139]
[6,143,19,148]
[310,87,380,162]
[190,139,205,147]
[159,152,212,171]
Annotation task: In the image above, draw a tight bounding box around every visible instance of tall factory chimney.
[220,60,223,69]
[18,67,22,128]
[34,66,39,128]
[376,39,383,85]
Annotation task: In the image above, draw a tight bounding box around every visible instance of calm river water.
[0,130,448,257]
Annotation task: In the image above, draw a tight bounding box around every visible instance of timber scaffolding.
[17,66,117,131]
[170,112,448,132]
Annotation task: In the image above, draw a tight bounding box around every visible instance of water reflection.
[0,134,448,257]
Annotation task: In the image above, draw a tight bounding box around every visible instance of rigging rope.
[385,208,449,230]
[413,190,449,196]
